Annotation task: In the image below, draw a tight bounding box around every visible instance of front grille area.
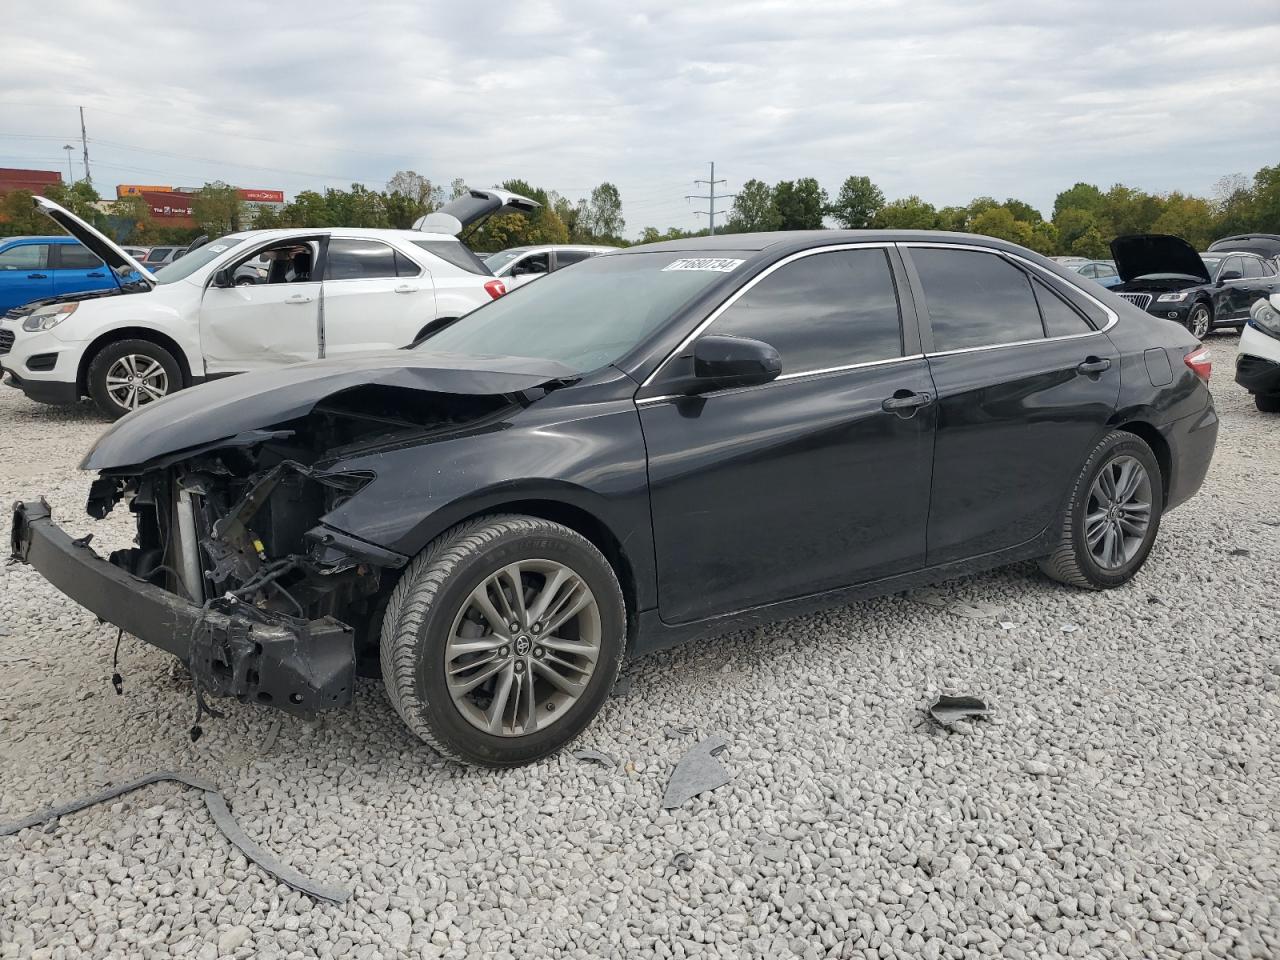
[1117,293,1153,310]
[0,329,13,356]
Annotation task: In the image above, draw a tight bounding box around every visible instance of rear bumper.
[1160,401,1218,513]
[1236,323,1280,396]
[10,500,354,716]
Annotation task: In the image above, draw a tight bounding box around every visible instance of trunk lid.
[412,188,541,236]
[33,196,157,286]
[1110,234,1211,284]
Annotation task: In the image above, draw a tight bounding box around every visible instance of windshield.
[419,250,750,373]
[484,249,528,272]
[1199,256,1222,277]
[152,237,246,284]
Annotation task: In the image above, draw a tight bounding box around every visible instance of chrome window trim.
[639,241,899,389]
[635,352,926,406]
[899,241,1118,358]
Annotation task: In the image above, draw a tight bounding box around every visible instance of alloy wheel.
[1187,304,1210,340]
[1085,455,1153,570]
[105,354,169,410]
[444,559,601,737]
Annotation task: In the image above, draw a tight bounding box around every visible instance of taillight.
[1184,346,1211,383]
[484,279,506,300]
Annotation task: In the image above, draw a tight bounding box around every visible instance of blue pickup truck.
[0,235,135,314]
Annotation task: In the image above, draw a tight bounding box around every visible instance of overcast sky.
[4,0,1278,238]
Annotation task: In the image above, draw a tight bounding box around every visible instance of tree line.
[2,162,1276,257]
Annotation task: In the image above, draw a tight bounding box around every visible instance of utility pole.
[79,106,92,185]
[62,144,75,183]
[686,161,735,235]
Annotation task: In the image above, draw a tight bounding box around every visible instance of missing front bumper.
[11,500,355,716]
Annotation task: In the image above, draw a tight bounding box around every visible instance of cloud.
[2,0,1277,236]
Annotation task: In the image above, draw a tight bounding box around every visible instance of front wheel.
[1185,302,1211,340]
[86,339,183,419]
[380,515,626,767]
[1039,431,1163,590]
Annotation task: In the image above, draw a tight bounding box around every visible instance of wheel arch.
[77,326,194,396]
[1113,420,1172,505]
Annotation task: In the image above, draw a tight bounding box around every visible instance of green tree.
[1053,182,1106,221]
[773,178,827,230]
[935,206,969,232]
[43,180,102,223]
[1099,184,1165,237]
[192,181,246,235]
[582,182,624,242]
[384,170,443,229]
[828,175,884,229]
[726,178,781,232]
[1150,193,1218,249]
[969,206,1029,244]
[1002,198,1043,223]
[1053,208,1103,253]
[871,196,938,230]
[0,190,47,237]
[1070,227,1109,259]
[106,195,153,242]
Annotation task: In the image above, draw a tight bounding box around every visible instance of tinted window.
[1241,258,1264,279]
[1031,277,1092,337]
[912,248,1043,351]
[326,239,399,280]
[144,248,172,263]
[0,244,48,270]
[709,249,902,373]
[414,239,490,275]
[394,250,421,277]
[512,253,549,276]
[54,244,104,270]
[555,249,593,269]
[1220,257,1244,279]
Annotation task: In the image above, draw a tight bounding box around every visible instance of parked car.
[484,244,617,288]
[0,235,142,315]
[1109,234,1280,339]
[142,246,185,269]
[1073,259,1123,288]
[1208,233,1280,265]
[11,230,1218,767]
[1050,256,1090,266]
[0,190,535,417]
[1236,293,1280,411]
[121,246,150,261]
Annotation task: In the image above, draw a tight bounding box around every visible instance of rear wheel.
[86,339,183,419]
[1039,431,1163,590]
[1256,394,1280,413]
[1185,302,1211,340]
[380,515,626,767]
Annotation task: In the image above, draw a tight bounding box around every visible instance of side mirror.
[1218,270,1242,284]
[211,268,235,288]
[671,335,782,394]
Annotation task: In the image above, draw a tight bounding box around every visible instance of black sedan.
[1110,234,1280,339]
[12,231,1219,767]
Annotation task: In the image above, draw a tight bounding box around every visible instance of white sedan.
[0,190,535,417]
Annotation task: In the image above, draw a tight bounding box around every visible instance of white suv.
[484,244,617,289]
[0,189,537,417]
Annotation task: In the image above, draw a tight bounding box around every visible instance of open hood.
[412,188,541,236]
[82,351,577,471]
[1110,234,1211,284]
[33,196,157,285]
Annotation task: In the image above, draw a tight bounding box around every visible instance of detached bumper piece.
[11,500,354,717]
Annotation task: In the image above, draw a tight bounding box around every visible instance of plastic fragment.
[259,718,282,756]
[999,621,1016,631]
[611,676,633,698]
[662,734,732,809]
[1228,547,1251,557]
[928,695,991,728]
[664,726,695,739]
[1061,623,1080,633]
[571,748,616,768]
[670,851,694,872]
[909,590,1006,620]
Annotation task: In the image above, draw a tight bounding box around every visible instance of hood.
[3,284,140,320]
[1110,234,1211,284]
[412,188,540,236]
[82,351,577,471]
[33,196,157,286]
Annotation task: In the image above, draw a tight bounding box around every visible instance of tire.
[86,339,183,419]
[380,515,626,767]
[1039,431,1164,590]
[1185,302,1212,340]
[1256,394,1280,413]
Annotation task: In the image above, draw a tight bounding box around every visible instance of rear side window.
[0,243,48,270]
[1242,258,1264,279]
[326,239,399,280]
[911,248,1043,351]
[1031,277,1092,337]
[394,250,421,277]
[708,248,902,374]
[53,244,104,270]
[555,249,594,269]
[411,239,491,276]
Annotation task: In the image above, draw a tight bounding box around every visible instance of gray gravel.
[2,332,1278,959]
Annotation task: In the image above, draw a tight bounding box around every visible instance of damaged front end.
[11,357,569,722]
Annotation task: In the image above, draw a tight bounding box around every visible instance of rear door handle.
[881,391,933,413]
[26,273,47,279]
[284,294,313,304]
[1077,357,1112,375]
[394,284,418,294]
[86,271,105,278]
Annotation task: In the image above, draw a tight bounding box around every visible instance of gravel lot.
[2,332,1277,959]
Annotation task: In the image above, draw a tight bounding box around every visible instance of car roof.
[493,244,615,254]
[621,229,1044,258]
[0,235,80,244]
[221,227,459,243]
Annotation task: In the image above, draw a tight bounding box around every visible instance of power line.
[685,162,735,235]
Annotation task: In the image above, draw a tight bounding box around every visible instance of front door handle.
[26,273,47,279]
[86,271,105,278]
[393,284,418,294]
[1077,357,1112,375]
[284,294,313,304]
[881,391,933,413]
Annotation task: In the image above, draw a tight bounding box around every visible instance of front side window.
[0,244,48,271]
[707,248,902,374]
[53,244,104,270]
[325,239,399,280]
[1219,257,1244,280]
[511,252,550,277]
[419,250,747,373]
[912,248,1044,352]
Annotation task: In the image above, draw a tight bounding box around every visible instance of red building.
[0,167,63,196]
[137,190,196,228]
